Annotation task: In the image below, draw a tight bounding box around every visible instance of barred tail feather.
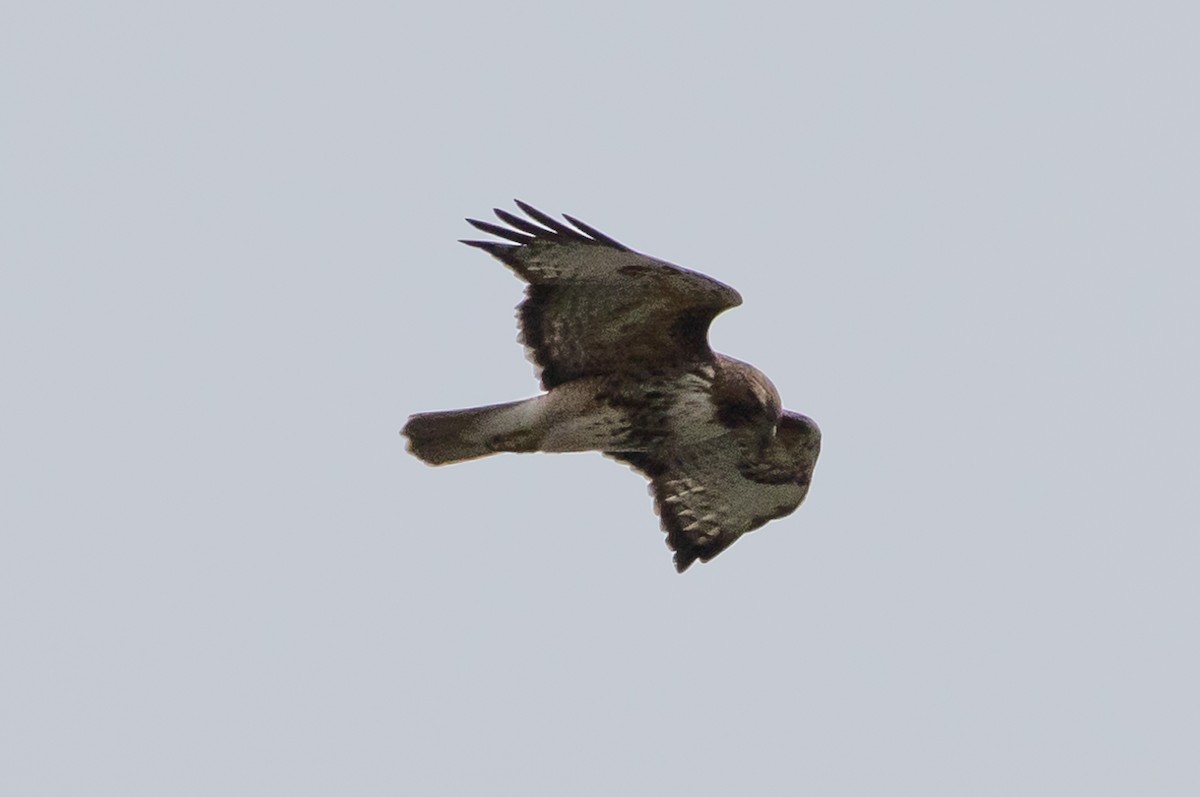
[402,399,541,466]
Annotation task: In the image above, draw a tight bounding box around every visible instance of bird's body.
[403,202,821,571]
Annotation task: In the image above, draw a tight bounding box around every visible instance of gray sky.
[4,1,1198,795]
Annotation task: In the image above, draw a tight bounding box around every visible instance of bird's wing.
[611,412,820,572]
[461,201,743,389]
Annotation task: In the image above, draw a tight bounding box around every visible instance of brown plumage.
[402,201,821,572]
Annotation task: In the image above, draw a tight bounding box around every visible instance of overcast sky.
[4,2,1198,795]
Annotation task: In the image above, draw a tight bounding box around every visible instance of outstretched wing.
[461,201,743,389]
[613,412,821,572]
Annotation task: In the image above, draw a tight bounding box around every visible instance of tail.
[402,399,541,466]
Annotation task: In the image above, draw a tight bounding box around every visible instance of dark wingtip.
[512,200,585,240]
[673,551,697,573]
[465,217,535,244]
[494,207,554,237]
[463,201,626,250]
[562,212,629,250]
[459,239,518,258]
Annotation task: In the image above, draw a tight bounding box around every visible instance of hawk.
[402,201,821,572]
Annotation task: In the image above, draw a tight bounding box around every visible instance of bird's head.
[776,412,821,482]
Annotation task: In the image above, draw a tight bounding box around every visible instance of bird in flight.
[403,201,821,572]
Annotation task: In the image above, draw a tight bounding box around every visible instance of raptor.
[403,201,821,572]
